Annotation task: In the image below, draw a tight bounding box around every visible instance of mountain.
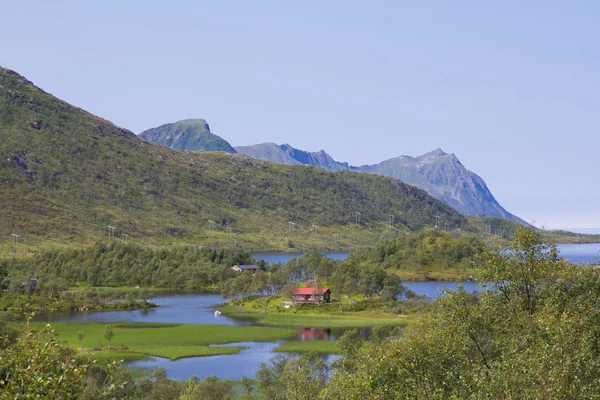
[0,67,466,250]
[235,144,524,224]
[234,143,348,172]
[139,119,236,153]
[354,149,526,224]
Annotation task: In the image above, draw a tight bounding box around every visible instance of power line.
[107,226,116,240]
[355,212,361,225]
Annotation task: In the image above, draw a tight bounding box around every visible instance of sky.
[1,1,599,230]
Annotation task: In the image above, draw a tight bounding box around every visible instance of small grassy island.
[29,321,299,363]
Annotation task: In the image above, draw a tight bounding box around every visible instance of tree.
[103,325,114,348]
[77,331,85,347]
[0,318,123,398]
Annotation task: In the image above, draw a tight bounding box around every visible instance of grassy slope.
[0,67,466,254]
[30,321,298,362]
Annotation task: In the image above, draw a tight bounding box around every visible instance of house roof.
[235,264,262,270]
[293,287,330,295]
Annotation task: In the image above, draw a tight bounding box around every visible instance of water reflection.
[125,341,341,380]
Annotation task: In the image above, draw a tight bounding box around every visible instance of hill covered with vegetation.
[0,67,467,252]
[139,119,236,153]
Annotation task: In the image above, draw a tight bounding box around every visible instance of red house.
[292,288,331,304]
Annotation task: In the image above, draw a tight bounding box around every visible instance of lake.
[251,251,350,264]
[33,280,477,380]
[254,243,600,265]
[557,243,600,264]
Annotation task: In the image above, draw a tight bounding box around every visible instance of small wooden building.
[292,288,331,304]
[231,264,263,274]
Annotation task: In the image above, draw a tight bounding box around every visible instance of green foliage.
[103,325,114,348]
[1,241,250,289]
[319,226,600,399]
[0,318,123,399]
[255,353,328,400]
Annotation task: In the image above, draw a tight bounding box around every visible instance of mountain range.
[235,143,524,223]
[0,67,467,250]
[137,121,523,223]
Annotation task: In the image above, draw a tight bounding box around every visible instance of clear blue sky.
[2,1,599,230]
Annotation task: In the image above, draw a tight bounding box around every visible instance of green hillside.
[0,67,467,253]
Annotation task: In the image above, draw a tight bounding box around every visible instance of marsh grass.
[29,321,298,362]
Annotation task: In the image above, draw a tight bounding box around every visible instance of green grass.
[274,340,341,354]
[220,305,411,328]
[30,321,298,363]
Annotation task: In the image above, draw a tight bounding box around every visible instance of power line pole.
[288,221,296,232]
[107,226,116,240]
[312,225,318,236]
[121,233,129,242]
[11,233,19,247]
[226,227,232,238]
[389,214,395,227]
[355,212,361,225]
[445,223,449,232]
[434,215,441,228]
[208,220,216,234]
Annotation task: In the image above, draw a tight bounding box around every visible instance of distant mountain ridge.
[234,143,525,224]
[138,121,523,224]
[234,143,348,172]
[139,119,236,153]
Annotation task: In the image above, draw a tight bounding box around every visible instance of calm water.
[557,243,600,264]
[251,251,350,264]
[35,293,250,325]
[126,343,340,381]
[253,244,600,265]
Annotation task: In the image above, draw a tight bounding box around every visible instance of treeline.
[0,242,252,290]
[348,228,484,272]
[0,230,485,302]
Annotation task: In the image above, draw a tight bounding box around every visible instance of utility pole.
[445,223,449,232]
[121,233,129,242]
[208,220,216,234]
[288,222,296,232]
[389,214,395,227]
[434,215,441,228]
[11,233,19,247]
[312,225,318,236]
[226,227,232,238]
[107,226,116,240]
[355,212,361,225]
